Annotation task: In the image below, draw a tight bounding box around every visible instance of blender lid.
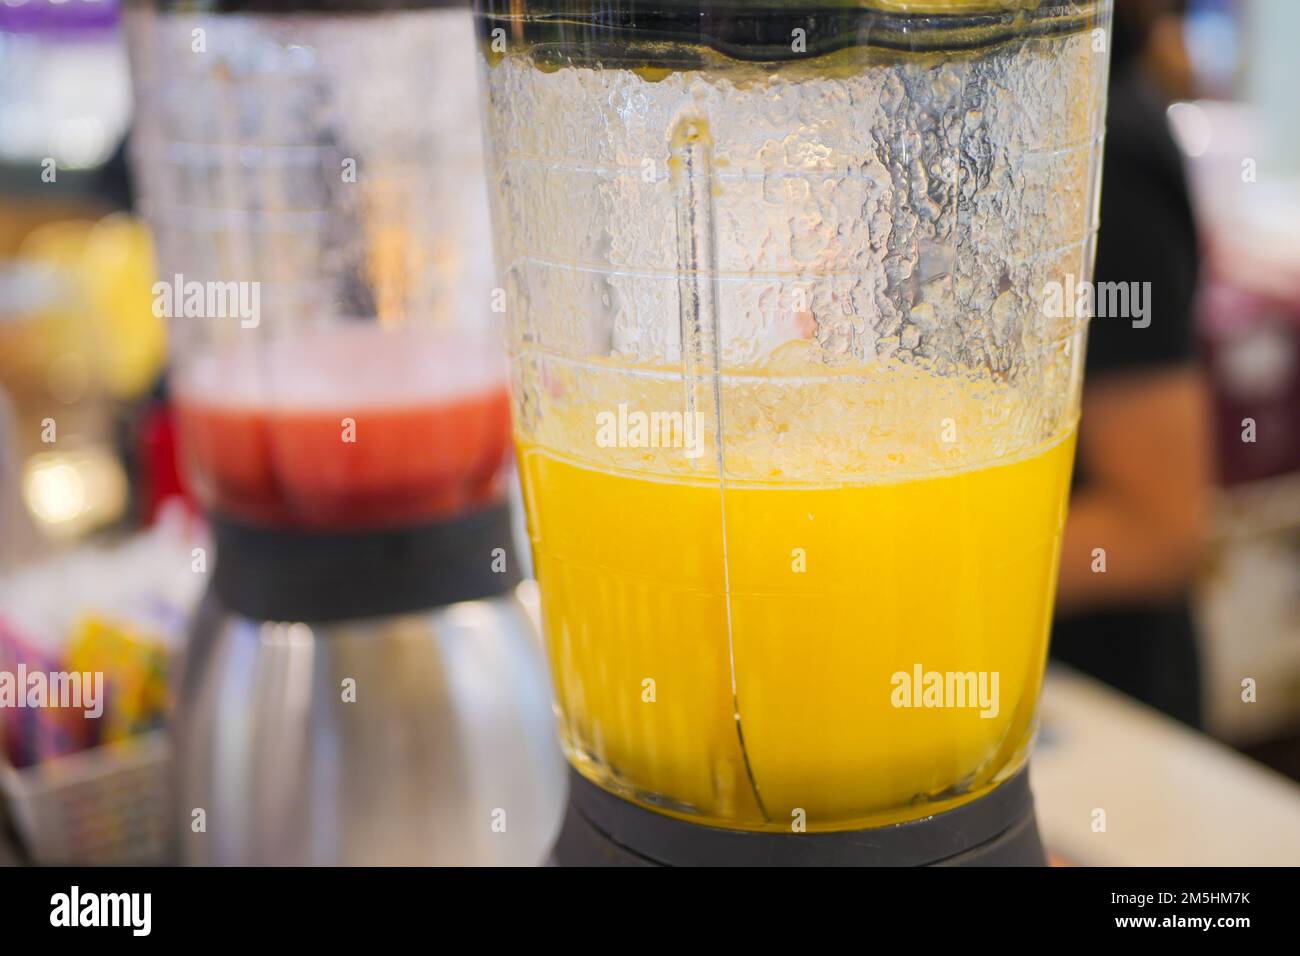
[475,0,1100,63]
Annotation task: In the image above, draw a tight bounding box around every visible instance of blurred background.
[0,0,1297,866]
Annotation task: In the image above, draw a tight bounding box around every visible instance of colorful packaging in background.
[0,505,203,768]
[67,615,171,745]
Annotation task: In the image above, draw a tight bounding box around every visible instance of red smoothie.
[172,327,511,529]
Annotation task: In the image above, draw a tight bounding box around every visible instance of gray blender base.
[553,766,1046,866]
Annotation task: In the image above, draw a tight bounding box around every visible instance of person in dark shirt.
[1050,0,1212,728]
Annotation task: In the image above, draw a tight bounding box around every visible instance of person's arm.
[1055,364,1211,612]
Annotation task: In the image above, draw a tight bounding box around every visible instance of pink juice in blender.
[173,325,511,530]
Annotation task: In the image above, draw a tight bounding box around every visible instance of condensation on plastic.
[480,3,1112,483]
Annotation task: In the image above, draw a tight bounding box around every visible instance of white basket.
[0,731,174,865]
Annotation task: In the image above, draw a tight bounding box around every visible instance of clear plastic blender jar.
[127,0,509,532]
[475,0,1112,831]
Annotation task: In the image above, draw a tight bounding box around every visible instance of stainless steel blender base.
[175,506,567,865]
[176,587,567,866]
[552,767,1047,867]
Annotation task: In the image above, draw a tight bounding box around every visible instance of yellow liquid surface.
[519,360,1076,831]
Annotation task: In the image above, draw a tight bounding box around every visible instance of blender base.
[552,766,1047,866]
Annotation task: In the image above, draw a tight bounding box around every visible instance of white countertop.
[1035,665,1300,866]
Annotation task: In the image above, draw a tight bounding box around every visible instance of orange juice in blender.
[520,355,1076,830]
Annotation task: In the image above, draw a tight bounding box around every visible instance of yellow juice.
[519,360,1076,831]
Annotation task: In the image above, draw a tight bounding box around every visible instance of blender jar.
[476,0,1111,830]
[122,0,568,867]
[126,0,508,531]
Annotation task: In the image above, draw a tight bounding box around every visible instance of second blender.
[125,0,566,865]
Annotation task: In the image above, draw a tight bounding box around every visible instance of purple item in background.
[0,621,95,769]
[1201,280,1300,486]
[0,0,120,35]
